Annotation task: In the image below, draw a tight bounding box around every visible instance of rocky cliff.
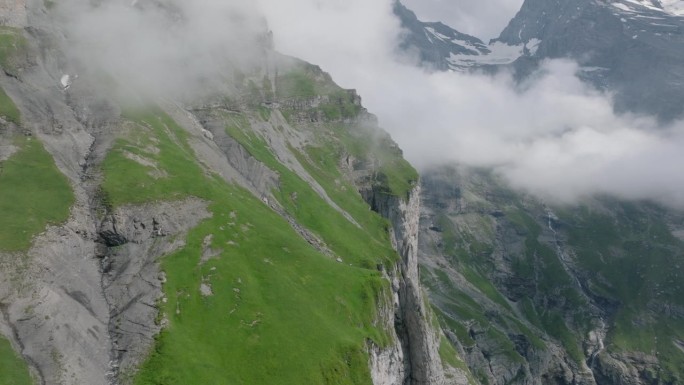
[363,184,464,385]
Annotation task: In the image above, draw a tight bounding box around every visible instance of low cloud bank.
[58,0,268,99]
[259,0,684,208]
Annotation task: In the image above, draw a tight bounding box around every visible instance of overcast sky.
[402,0,524,39]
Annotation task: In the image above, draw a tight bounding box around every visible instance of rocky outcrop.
[188,108,280,198]
[0,0,26,27]
[369,290,406,385]
[98,199,211,383]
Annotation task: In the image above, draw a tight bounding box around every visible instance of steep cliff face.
[418,166,684,385]
[363,185,446,385]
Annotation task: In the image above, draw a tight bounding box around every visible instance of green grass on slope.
[434,214,512,311]
[0,136,74,251]
[102,110,395,384]
[561,202,684,381]
[426,269,525,365]
[224,114,400,270]
[276,66,417,199]
[0,87,20,125]
[430,204,587,366]
[136,187,386,385]
[0,27,27,74]
[504,207,588,364]
[0,336,32,385]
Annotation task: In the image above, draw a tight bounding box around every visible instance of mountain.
[396,0,684,121]
[496,0,684,121]
[394,1,684,384]
[1,0,683,385]
[0,1,462,384]
[393,2,491,71]
[393,1,541,72]
[420,166,684,385]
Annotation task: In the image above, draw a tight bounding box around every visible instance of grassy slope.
[0,87,20,125]
[0,136,74,251]
[560,202,684,380]
[0,337,33,385]
[0,27,27,78]
[100,109,401,384]
[225,114,399,270]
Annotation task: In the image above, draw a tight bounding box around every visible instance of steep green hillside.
[97,63,418,384]
[0,27,27,77]
[0,135,74,252]
[0,336,32,385]
[419,166,684,385]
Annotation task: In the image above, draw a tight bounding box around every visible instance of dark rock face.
[497,0,684,121]
[393,1,490,71]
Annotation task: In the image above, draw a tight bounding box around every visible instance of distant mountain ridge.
[395,0,684,121]
[393,1,491,71]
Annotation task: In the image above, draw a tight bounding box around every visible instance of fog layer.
[59,0,267,99]
[258,0,684,208]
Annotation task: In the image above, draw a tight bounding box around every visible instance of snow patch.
[424,27,450,42]
[612,2,633,12]
[526,38,542,55]
[661,0,684,15]
[60,74,72,90]
[611,0,684,16]
[448,41,524,70]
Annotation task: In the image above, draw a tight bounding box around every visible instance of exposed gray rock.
[0,142,17,161]
[0,0,27,27]
[98,198,211,383]
[369,282,406,385]
[191,108,280,198]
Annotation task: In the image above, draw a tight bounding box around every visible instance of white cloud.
[59,0,267,100]
[259,0,684,208]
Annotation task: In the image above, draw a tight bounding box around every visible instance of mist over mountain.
[263,0,684,208]
[58,0,268,101]
[0,0,683,384]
